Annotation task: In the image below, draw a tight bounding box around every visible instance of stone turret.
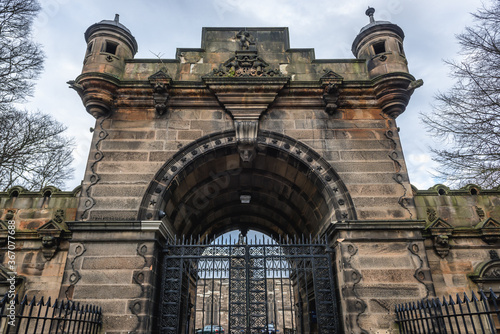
[352,7,422,118]
[83,14,138,76]
[352,7,408,77]
[70,15,138,118]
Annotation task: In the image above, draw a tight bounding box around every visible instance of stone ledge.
[324,220,426,242]
[66,220,171,240]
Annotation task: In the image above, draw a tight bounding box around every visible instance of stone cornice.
[66,220,172,241]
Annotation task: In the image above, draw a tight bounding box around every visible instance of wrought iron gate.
[159,235,339,334]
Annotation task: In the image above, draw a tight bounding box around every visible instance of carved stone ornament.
[476,218,500,244]
[235,120,258,162]
[203,53,288,162]
[0,220,7,247]
[37,219,63,261]
[320,70,343,115]
[148,69,172,115]
[209,51,281,78]
[235,30,255,51]
[425,218,454,258]
[470,259,500,292]
[426,208,437,222]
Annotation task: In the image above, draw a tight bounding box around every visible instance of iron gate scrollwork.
[159,235,339,334]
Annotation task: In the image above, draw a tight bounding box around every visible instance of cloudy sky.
[25,0,485,191]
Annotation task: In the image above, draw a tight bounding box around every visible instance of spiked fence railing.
[0,293,102,334]
[395,289,500,334]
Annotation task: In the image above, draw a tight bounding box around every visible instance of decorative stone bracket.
[0,210,15,246]
[204,51,288,162]
[149,69,172,116]
[425,218,454,258]
[320,70,343,115]
[0,220,7,247]
[37,211,66,261]
[68,76,118,118]
[476,218,500,244]
[373,74,423,118]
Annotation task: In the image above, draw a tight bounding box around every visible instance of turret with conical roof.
[83,14,138,76]
[71,14,138,118]
[352,7,422,118]
[352,7,408,78]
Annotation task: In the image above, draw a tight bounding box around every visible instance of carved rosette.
[149,69,172,115]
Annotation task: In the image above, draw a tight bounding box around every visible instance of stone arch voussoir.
[138,130,357,236]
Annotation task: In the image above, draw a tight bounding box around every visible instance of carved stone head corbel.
[320,70,343,115]
[149,69,172,116]
[37,219,63,261]
[425,218,454,258]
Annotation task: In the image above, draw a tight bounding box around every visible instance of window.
[398,41,405,56]
[86,42,93,56]
[373,41,386,55]
[103,40,118,55]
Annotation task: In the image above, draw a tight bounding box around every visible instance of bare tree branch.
[0,1,75,191]
[0,0,44,105]
[0,107,75,191]
[422,1,500,188]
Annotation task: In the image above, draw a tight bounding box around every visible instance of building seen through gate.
[1,7,500,334]
[160,232,338,333]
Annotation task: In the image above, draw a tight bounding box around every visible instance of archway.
[139,130,356,333]
[139,130,356,240]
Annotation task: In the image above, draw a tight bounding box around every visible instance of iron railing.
[395,289,500,334]
[0,293,102,334]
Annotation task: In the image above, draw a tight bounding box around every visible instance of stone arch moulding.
[470,258,500,293]
[138,130,357,237]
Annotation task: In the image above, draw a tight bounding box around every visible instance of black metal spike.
[20,294,28,305]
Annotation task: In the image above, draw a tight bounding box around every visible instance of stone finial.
[114,14,119,23]
[366,7,375,23]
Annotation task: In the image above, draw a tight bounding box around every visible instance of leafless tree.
[0,0,75,191]
[422,2,500,188]
[0,0,44,105]
[0,108,75,191]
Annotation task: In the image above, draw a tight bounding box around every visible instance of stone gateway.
[1,8,499,334]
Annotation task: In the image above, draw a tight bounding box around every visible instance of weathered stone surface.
[4,16,498,334]
[81,256,148,270]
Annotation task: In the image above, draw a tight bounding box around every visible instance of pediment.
[37,219,62,232]
[321,70,344,81]
[476,218,500,230]
[426,218,453,230]
[320,70,344,86]
[148,69,171,83]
